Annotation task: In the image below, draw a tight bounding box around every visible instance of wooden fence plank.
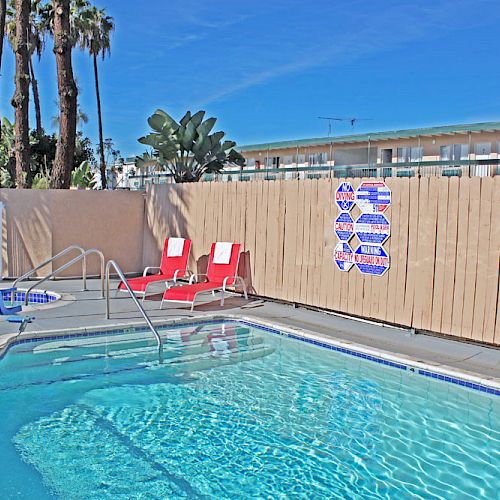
[472,178,493,340]
[413,177,430,330]
[393,179,410,326]
[484,177,500,343]
[421,177,439,330]
[384,177,401,323]
[461,177,481,339]
[440,178,460,334]
[451,178,470,337]
[403,177,420,327]
[430,178,449,333]
[282,180,300,303]
[293,181,306,303]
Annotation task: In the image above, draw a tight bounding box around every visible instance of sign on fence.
[354,244,390,276]
[334,242,354,271]
[354,213,390,244]
[332,181,391,275]
[334,212,354,241]
[355,181,391,214]
[335,182,355,212]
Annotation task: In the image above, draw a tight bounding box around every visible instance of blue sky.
[1,0,500,158]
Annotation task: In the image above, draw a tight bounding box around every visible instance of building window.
[307,153,327,165]
[452,144,469,160]
[440,146,451,161]
[475,142,491,158]
[398,147,422,162]
[284,155,293,167]
[246,158,255,168]
[297,154,305,166]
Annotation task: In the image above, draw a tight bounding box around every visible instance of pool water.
[0,321,498,499]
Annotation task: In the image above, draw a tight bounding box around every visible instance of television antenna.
[317,117,373,136]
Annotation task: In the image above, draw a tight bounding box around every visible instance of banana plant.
[137,109,245,182]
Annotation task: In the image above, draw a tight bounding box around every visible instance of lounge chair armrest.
[189,273,208,284]
[143,266,161,277]
[222,275,246,291]
[173,268,192,282]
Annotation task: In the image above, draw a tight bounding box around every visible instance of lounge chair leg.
[160,299,164,310]
[190,301,194,312]
[220,290,225,306]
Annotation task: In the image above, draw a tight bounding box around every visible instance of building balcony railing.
[122,159,499,190]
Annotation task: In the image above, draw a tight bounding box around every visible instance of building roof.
[237,121,500,153]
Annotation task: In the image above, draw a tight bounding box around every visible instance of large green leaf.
[181,121,197,150]
[190,110,205,129]
[179,111,191,127]
[196,117,217,138]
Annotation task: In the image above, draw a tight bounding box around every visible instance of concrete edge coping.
[0,312,499,392]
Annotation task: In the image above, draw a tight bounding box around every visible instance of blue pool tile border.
[1,317,499,397]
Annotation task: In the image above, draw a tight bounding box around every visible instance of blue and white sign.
[354,213,390,245]
[355,181,391,214]
[335,181,355,212]
[334,212,354,241]
[354,244,390,276]
[334,242,354,272]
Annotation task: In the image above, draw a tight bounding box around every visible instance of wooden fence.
[143,177,500,344]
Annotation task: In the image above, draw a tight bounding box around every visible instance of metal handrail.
[24,248,105,305]
[14,244,86,289]
[105,260,163,362]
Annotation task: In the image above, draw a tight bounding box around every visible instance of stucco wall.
[0,189,145,278]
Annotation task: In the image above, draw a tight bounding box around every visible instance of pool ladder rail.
[22,248,106,306]
[105,260,163,363]
[14,245,87,290]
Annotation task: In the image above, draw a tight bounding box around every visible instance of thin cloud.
[193,0,495,106]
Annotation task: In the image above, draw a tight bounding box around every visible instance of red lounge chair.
[119,237,191,299]
[161,242,248,311]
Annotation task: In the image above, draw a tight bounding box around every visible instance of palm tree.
[78,5,113,189]
[0,0,7,141]
[12,0,31,188]
[6,0,47,136]
[49,0,78,189]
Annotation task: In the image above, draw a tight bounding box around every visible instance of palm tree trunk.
[93,53,107,189]
[29,57,43,136]
[50,0,78,189]
[12,0,31,188]
[0,0,7,142]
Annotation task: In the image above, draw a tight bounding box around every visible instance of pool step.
[0,329,274,391]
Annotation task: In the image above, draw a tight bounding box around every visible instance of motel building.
[233,121,500,180]
[123,121,500,188]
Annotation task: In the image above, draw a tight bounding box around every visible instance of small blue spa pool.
[0,321,498,498]
[1,289,60,307]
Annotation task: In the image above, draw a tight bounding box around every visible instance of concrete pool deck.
[0,278,499,386]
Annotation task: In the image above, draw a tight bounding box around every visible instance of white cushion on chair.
[213,242,232,264]
[167,238,185,257]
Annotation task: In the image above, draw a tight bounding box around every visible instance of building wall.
[143,178,500,344]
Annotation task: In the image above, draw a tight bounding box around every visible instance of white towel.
[213,242,233,264]
[167,237,185,257]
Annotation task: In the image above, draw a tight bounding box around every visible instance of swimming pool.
[0,320,498,498]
